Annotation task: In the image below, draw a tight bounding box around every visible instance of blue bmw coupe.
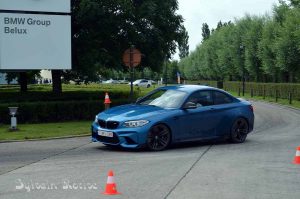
[91,85,254,151]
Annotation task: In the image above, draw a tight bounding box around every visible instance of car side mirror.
[183,102,197,109]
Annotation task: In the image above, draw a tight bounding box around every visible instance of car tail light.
[249,105,254,112]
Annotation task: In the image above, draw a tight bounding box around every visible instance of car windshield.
[137,89,187,108]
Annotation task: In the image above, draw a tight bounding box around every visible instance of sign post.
[122,46,142,102]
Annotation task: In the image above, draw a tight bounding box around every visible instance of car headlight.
[123,120,149,128]
[94,115,98,123]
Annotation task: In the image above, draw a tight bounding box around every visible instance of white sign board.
[0,0,70,13]
[0,13,71,70]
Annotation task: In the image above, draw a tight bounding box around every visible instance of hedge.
[187,80,300,100]
[0,99,131,124]
[0,85,148,124]
[0,91,135,103]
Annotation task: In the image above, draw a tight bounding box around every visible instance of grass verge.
[0,121,91,141]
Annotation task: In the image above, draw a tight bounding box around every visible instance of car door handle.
[173,116,179,120]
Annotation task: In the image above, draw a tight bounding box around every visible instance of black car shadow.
[92,138,250,153]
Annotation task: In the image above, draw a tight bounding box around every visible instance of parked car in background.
[119,79,129,84]
[149,80,156,84]
[130,79,152,88]
[102,79,119,84]
[91,85,254,151]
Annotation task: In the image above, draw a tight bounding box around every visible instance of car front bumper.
[91,122,149,148]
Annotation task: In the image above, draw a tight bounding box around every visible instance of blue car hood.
[98,104,171,121]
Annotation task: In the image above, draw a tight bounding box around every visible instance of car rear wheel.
[230,118,248,143]
[147,124,171,151]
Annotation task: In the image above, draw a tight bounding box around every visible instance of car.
[119,79,129,84]
[130,79,152,88]
[91,85,254,151]
[102,79,119,84]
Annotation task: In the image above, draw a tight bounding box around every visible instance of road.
[0,101,299,199]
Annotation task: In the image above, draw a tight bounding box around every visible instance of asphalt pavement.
[0,101,299,199]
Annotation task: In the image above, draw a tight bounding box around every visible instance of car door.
[178,90,220,141]
[139,80,148,87]
[211,91,236,137]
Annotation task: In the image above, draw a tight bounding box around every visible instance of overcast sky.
[175,0,279,59]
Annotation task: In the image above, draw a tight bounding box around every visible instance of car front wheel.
[147,124,171,151]
[230,118,248,143]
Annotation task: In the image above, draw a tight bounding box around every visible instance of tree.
[258,19,280,82]
[216,21,223,30]
[5,71,41,92]
[242,16,264,81]
[178,1,300,83]
[201,23,210,42]
[178,26,189,59]
[275,7,300,82]
[289,0,300,7]
[69,0,187,83]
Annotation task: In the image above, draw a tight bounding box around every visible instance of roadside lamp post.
[8,107,18,131]
[240,45,245,96]
[164,57,168,86]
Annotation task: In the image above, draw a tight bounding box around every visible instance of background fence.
[187,80,300,104]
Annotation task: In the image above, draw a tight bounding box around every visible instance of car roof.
[158,85,225,94]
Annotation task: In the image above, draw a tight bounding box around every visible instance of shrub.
[0,99,131,124]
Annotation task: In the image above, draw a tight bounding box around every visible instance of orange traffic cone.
[104,92,111,104]
[104,92,111,110]
[102,170,121,195]
[293,146,300,164]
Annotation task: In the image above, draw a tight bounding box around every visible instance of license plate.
[98,130,113,137]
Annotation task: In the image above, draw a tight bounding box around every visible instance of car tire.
[147,124,171,151]
[230,118,249,143]
[147,84,150,88]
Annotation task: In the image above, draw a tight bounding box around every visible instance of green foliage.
[0,84,153,124]
[201,23,210,41]
[3,71,41,85]
[179,2,300,83]
[178,26,190,59]
[70,0,188,82]
[275,7,300,82]
[186,80,300,101]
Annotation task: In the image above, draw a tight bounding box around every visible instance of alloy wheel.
[231,118,248,143]
[147,124,171,151]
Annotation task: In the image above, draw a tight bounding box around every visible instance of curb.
[0,134,90,143]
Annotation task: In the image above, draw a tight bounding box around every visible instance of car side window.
[213,91,233,105]
[187,91,213,107]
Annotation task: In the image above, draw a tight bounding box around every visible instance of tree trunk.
[19,72,27,92]
[52,70,62,93]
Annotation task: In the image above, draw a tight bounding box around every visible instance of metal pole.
[130,45,134,102]
[289,92,292,104]
[164,57,168,86]
[240,45,245,96]
[242,75,245,96]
